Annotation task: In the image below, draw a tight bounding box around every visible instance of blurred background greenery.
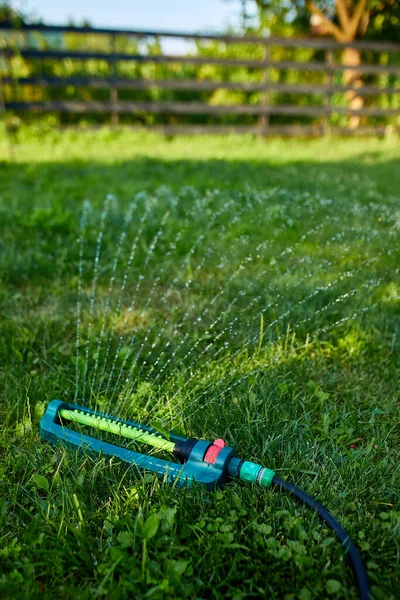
[1,1,399,131]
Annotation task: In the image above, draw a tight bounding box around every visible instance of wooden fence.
[1,21,400,136]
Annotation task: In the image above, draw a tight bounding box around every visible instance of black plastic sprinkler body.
[41,400,370,600]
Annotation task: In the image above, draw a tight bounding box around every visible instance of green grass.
[0,128,399,600]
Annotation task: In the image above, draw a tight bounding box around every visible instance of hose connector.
[228,458,275,488]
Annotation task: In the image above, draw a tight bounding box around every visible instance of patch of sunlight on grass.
[336,331,365,357]
[380,282,400,303]
[114,307,152,335]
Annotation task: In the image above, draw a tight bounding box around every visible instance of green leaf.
[161,506,177,531]
[34,401,46,421]
[150,421,170,441]
[109,546,128,562]
[32,474,49,492]
[321,537,335,547]
[216,532,234,544]
[15,418,32,439]
[256,523,272,535]
[117,531,133,549]
[166,559,189,576]
[142,513,160,540]
[326,579,342,594]
[360,541,370,551]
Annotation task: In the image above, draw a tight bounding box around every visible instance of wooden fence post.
[0,45,16,160]
[0,61,6,124]
[110,33,119,126]
[259,43,270,137]
[323,49,334,135]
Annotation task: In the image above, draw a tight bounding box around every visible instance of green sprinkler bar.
[59,408,176,453]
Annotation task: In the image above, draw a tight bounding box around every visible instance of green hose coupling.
[239,461,275,488]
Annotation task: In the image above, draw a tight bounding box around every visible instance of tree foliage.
[239,1,400,41]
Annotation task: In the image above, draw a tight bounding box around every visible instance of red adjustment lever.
[204,439,226,464]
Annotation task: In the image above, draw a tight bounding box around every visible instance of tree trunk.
[342,46,363,129]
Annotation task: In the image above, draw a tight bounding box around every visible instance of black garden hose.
[272,475,370,600]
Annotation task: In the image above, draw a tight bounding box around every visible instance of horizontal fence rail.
[5,48,400,75]
[2,21,400,52]
[5,76,399,96]
[1,21,399,136]
[6,101,400,118]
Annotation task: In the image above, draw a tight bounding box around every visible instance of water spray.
[41,400,370,599]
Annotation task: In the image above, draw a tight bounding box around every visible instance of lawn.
[0,128,399,600]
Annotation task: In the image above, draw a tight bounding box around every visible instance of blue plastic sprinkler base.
[40,400,237,489]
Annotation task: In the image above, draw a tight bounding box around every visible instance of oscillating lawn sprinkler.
[41,400,370,599]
